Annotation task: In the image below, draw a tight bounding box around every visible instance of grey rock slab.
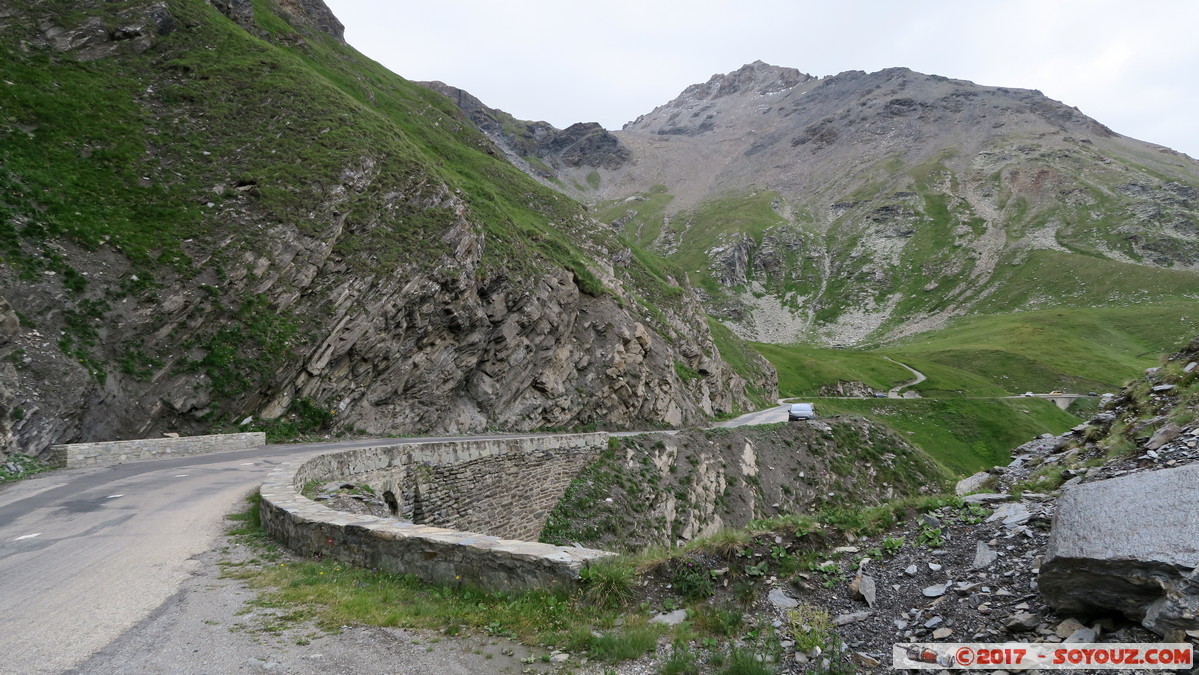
[972,541,999,569]
[650,609,688,626]
[851,652,881,667]
[962,493,1011,505]
[1064,628,1098,643]
[767,587,799,609]
[922,582,950,598]
[832,610,871,626]
[956,471,991,496]
[987,502,1031,529]
[918,513,943,529]
[1004,612,1041,633]
[1040,463,1199,635]
[1055,618,1086,638]
[851,573,877,608]
[1146,423,1182,451]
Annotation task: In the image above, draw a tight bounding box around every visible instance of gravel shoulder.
[70,516,674,675]
[70,531,577,675]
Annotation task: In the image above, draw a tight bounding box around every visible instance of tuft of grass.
[661,645,701,675]
[787,603,836,653]
[587,625,661,662]
[579,556,637,610]
[717,647,776,675]
[225,491,264,537]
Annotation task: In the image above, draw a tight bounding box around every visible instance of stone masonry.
[260,433,614,591]
[48,432,266,468]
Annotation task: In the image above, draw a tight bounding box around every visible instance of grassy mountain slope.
[812,397,1078,476]
[888,303,1199,395]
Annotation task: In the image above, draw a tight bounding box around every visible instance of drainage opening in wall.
[383,490,399,517]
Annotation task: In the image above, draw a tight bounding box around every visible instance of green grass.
[593,184,674,248]
[670,192,789,278]
[886,303,1199,394]
[814,398,1078,476]
[586,625,661,662]
[751,343,912,396]
[972,249,1199,315]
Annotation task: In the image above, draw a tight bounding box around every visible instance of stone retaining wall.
[260,434,614,591]
[48,432,266,468]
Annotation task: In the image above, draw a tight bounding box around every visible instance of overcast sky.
[322,0,1199,159]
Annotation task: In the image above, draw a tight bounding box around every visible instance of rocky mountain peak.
[622,61,816,135]
[683,60,812,101]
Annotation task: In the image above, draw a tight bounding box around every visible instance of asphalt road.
[0,433,560,675]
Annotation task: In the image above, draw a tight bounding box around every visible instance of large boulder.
[1039,464,1199,635]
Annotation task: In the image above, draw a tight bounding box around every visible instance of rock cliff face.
[543,420,947,552]
[0,0,773,457]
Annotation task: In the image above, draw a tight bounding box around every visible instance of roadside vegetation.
[224,490,972,673]
[0,452,52,483]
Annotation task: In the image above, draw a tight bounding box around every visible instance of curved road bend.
[0,433,571,675]
[0,411,784,675]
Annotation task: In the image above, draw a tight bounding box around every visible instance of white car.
[788,403,816,421]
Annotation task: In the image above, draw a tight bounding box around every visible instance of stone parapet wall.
[48,432,266,468]
[260,434,614,591]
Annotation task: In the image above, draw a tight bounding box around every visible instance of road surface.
[0,414,780,674]
[0,433,568,675]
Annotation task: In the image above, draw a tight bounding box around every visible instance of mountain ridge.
[453,61,1199,347]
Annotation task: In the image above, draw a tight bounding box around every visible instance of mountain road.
[0,413,780,674]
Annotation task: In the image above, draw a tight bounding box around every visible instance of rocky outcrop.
[625,61,812,136]
[544,122,629,170]
[2,177,767,454]
[817,380,877,398]
[419,82,630,175]
[1040,464,1199,635]
[209,0,344,41]
[32,1,176,61]
[207,0,255,32]
[273,0,345,40]
[708,235,755,287]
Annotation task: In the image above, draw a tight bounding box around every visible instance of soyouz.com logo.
[893,642,1194,670]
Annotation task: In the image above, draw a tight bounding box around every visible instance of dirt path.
[883,356,927,398]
